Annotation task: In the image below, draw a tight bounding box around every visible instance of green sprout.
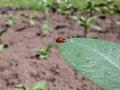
[85,0,95,16]
[56,0,66,11]
[21,13,32,19]
[94,0,114,13]
[0,29,7,38]
[85,0,114,16]
[15,81,47,90]
[72,16,101,37]
[39,0,49,12]
[6,19,13,27]
[42,19,50,35]
[33,42,54,59]
[5,14,18,27]
[21,13,35,25]
[0,29,8,52]
[50,0,72,12]
[94,1,116,29]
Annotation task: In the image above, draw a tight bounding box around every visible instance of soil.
[0,10,120,90]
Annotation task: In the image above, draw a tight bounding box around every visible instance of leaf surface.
[58,38,120,90]
[31,81,47,90]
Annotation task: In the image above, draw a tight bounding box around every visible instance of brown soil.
[0,10,120,90]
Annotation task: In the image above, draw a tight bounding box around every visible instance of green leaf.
[58,3,66,11]
[15,84,29,90]
[40,0,48,12]
[71,16,85,26]
[87,16,97,24]
[6,19,13,26]
[32,48,41,52]
[40,48,47,55]
[42,20,49,34]
[86,1,95,9]
[31,81,47,90]
[71,16,79,20]
[95,7,101,12]
[0,44,7,53]
[85,16,97,28]
[90,24,102,31]
[58,38,120,90]
[65,10,71,15]
[29,20,35,25]
[0,29,7,36]
[21,13,32,19]
[39,54,47,59]
[32,48,47,55]
[79,16,86,22]
[46,41,54,52]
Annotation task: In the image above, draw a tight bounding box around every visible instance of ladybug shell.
[56,37,65,43]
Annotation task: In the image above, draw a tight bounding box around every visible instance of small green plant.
[15,81,47,90]
[0,43,8,53]
[42,19,50,35]
[72,16,101,37]
[85,0,96,16]
[49,0,73,13]
[94,0,114,13]
[39,0,49,12]
[0,29,7,43]
[21,13,35,25]
[0,29,7,38]
[85,0,114,14]
[6,19,13,27]
[58,38,120,90]
[95,2,116,29]
[0,29,8,52]
[33,42,54,59]
[5,14,18,27]
[21,13,32,19]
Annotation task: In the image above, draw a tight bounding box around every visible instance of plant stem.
[110,14,114,29]
[84,28,88,38]
[0,38,2,43]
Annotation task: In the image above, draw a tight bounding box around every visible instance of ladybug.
[56,37,66,43]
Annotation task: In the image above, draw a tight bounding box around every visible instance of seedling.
[55,0,66,11]
[95,3,115,29]
[0,29,8,52]
[21,13,35,25]
[33,42,54,59]
[94,0,114,13]
[58,0,72,11]
[50,0,72,12]
[0,29,7,42]
[85,0,114,16]
[42,19,50,35]
[6,19,13,27]
[0,44,8,53]
[5,14,18,27]
[95,4,114,14]
[72,16,101,37]
[39,0,49,12]
[85,0,96,16]
[21,13,32,19]
[0,29,7,37]
[15,81,47,90]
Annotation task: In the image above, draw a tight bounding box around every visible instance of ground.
[0,10,120,90]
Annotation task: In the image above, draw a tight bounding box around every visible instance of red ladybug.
[56,37,66,43]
